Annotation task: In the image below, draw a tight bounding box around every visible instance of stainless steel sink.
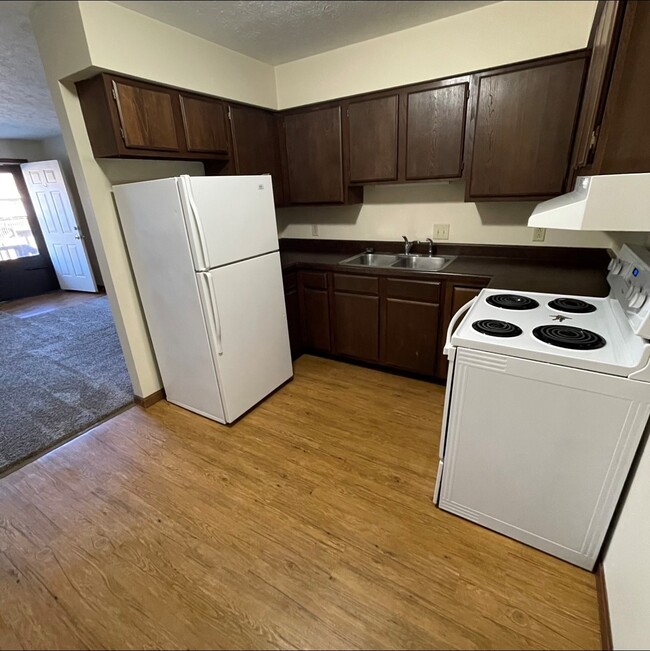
[339,253,400,267]
[390,255,456,272]
[339,252,456,272]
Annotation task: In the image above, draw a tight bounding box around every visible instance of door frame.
[0,160,58,301]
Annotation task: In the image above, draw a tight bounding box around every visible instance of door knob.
[74,235,85,240]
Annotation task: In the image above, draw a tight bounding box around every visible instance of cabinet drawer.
[333,273,379,295]
[300,270,328,289]
[385,278,441,303]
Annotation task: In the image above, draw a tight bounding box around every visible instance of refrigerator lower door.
[181,175,279,271]
[199,251,293,423]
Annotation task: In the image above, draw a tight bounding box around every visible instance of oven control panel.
[608,244,650,338]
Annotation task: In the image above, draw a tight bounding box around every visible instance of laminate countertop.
[280,251,610,297]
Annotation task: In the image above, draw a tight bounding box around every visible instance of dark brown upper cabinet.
[179,93,229,154]
[228,104,286,205]
[77,74,186,158]
[283,104,362,205]
[345,94,399,183]
[402,78,469,181]
[466,52,588,201]
[575,1,650,177]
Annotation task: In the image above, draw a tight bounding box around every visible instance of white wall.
[274,1,598,108]
[604,430,650,650]
[277,182,645,250]
[0,139,44,161]
[275,0,645,251]
[30,0,277,399]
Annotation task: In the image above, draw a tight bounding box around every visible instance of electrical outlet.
[311,224,319,237]
[433,224,449,240]
[532,227,546,242]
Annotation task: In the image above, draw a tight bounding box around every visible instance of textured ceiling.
[0,1,60,139]
[114,0,498,65]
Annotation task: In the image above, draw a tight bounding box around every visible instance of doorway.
[0,161,58,300]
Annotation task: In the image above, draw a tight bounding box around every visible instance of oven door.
[438,346,650,570]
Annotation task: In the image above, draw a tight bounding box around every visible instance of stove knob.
[625,284,636,299]
[609,259,624,275]
[630,291,647,310]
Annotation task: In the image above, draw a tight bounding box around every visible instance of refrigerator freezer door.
[204,251,293,422]
[181,175,279,271]
[113,177,226,423]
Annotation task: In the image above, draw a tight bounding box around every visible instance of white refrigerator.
[113,175,293,424]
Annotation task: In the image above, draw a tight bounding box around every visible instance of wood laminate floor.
[0,289,105,319]
[0,356,601,650]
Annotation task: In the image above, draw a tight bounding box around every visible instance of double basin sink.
[339,252,456,272]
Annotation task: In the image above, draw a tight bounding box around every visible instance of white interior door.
[20,160,97,292]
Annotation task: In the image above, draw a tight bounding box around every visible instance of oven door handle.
[444,297,477,358]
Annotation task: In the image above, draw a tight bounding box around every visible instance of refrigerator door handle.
[179,175,210,270]
[199,273,224,356]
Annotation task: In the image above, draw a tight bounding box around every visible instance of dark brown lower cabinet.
[299,271,331,352]
[286,268,484,379]
[381,299,439,375]
[282,271,302,358]
[332,292,380,362]
[380,277,441,376]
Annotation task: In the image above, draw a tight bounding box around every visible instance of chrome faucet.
[426,238,434,256]
[402,235,419,255]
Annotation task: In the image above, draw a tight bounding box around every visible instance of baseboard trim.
[134,388,166,409]
[596,562,613,651]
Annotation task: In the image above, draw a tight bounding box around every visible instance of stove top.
[452,287,650,377]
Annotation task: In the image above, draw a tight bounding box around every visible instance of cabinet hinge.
[119,127,125,142]
[346,108,349,118]
[227,107,231,121]
[111,81,118,101]
[589,125,600,153]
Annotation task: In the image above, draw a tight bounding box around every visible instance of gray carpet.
[0,295,133,473]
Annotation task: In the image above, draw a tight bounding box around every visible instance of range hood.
[528,173,650,231]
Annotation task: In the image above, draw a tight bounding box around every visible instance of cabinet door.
[229,104,285,205]
[302,288,331,352]
[467,54,587,200]
[112,79,181,152]
[332,292,380,362]
[382,299,439,375]
[283,271,302,359]
[347,95,399,183]
[593,1,650,175]
[284,106,344,203]
[404,81,469,180]
[380,278,440,376]
[179,94,229,154]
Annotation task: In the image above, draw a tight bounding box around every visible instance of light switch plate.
[433,224,450,240]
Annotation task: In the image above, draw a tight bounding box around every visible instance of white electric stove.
[434,244,650,570]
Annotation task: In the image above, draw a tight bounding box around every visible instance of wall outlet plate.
[532,227,546,242]
[433,224,449,240]
[311,224,319,237]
